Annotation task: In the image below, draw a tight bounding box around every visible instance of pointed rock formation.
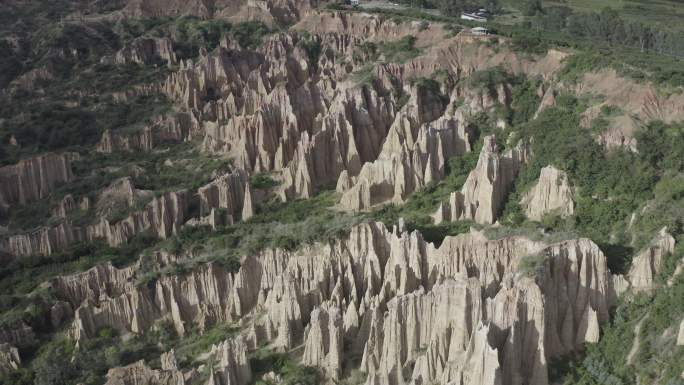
[1,190,189,259]
[111,37,177,66]
[303,305,344,380]
[433,135,525,225]
[576,306,600,344]
[207,337,252,385]
[97,177,153,217]
[0,343,21,375]
[521,166,574,221]
[52,194,89,219]
[52,194,77,218]
[104,359,189,385]
[627,228,676,292]
[198,170,249,218]
[242,183,254,220]
[338,85,472,211]
[459,322,503,385]
[97,113,195,154]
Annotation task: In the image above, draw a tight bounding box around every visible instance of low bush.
[250,348,321,385]
[518,253,547,277]
[174,323,239,368]
[250,173,279,190]
[378,36,420,63]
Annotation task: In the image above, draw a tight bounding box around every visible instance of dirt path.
[627,315,647,365]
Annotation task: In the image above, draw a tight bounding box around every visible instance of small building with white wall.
[470,27,489,36]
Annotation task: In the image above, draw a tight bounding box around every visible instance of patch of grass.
[518,252,547,277]
[250,173,279,190]
[230,21,271,50]
[378,36,421,63]
[352,41,379,63]
[174,323,239,368]
[150,190,364,281]
[352,64,377,86]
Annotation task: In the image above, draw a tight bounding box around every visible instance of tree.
[33,340,77,385]
[523,0,542,16]
[485,0,502,14]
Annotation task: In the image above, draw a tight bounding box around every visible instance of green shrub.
[250,349,321,385]
[637,121,684,173]
[300,36,322,70]
[511,32,549,55]
[518,253,547,277]
[172,17,232,58]
[0,367,34,385]
[250,173,279,189]
[231,21,271,50]
[378,36,420,63]
[353,65,377,86]
[352,41,379,63]
[174,323,238,367]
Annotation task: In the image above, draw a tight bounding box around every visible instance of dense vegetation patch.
[250,349,321,385]
[493,4,684,87]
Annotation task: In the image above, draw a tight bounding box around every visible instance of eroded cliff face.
[108,37,177,67]
[541,67,684,151]
[104,337,251,385]
[97,113,197,154]
[0,164,260,259]
[337,86,474,211]
[44,221,618,385]
[0,153,77,214]
[198,169,250,218]
[119,0,321,25]
[0,190,189,258]
[163,31,398,202]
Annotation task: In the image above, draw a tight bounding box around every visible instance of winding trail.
[627,315,648,365]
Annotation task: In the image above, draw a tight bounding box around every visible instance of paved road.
[357,1,404,10]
